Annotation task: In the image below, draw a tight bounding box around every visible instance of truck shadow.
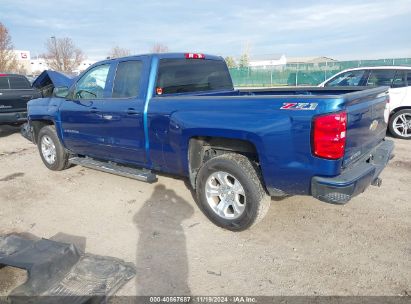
[134,184,194,295]
[0,125,21,138]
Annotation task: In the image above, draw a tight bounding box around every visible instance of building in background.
[13,50,31,73]
[249,54,287,68]
[14,50,95,75]
[246,55,337,69]
[286,56,337,64]
[72,59,95,75]
[29,57,48,75]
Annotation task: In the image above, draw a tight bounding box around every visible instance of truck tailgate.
[0,90,31,112]
[343,87,389,167]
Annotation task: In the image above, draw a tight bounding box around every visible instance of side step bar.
[69,157,157,183]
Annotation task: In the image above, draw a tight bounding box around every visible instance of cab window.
[366,70,396,86]
[156,59,233,94]
[112,61,143,98]
[9,76,31,89]
[0,77,9,89]
[74,64,110,99]
[325,70,366,87]
[392,71,407,88]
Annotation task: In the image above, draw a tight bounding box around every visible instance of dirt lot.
[0,125,410,296]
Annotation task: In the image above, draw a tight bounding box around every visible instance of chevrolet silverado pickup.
[22,53,394,231]
[0,73,40,124]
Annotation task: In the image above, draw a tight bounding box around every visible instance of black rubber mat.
[0,234,136,304]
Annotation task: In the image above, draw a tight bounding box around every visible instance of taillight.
[312,111,347,160]
[185,53,205,59]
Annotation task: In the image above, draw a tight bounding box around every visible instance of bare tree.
[0,22,23,73]
[42,37,84,73]
[150,43,169,53]
[108,46,131,59]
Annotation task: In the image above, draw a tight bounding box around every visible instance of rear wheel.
[195,153,271,231]
[37,125,70,170]
[389,109,411,139]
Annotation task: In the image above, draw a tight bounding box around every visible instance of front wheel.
[37,125,70,171]
[389,109,411,139]
[195,153,271,231]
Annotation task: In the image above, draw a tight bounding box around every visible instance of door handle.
[89,107,100,113]
[126,108,139,115]
[21,95,33,100]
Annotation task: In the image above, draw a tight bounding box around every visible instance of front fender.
[28,97,64,144]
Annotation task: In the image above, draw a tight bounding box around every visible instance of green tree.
[238,53,249,68]
[224,56,237,68]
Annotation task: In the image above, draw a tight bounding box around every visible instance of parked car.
[0,73,41,125]
[319,66,411,139]
[22,53,393,231]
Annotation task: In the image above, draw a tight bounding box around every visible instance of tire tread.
[38,125,70,171]
[196,153,271,231]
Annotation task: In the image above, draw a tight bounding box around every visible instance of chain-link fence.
[229,58,411,87]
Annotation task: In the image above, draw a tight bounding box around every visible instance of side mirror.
[53,86,69,98]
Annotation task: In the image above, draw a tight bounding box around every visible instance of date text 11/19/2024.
[149,296,257,303]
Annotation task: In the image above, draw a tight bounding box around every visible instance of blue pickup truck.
[22,53,394,231]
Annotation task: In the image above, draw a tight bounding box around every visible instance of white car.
[319,66,411,139]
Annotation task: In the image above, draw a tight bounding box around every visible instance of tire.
[195,153,271,231]
[388,109,411,139]
[37,125,70,171]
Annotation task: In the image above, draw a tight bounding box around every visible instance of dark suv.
[0,73,40,125]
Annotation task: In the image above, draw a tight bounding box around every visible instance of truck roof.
[0,73,27,77]
[98,52,224,66]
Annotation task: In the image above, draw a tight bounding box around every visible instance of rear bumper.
[311,139,394,204]
[0,111,27,124]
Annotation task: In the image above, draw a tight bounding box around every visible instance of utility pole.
[51,36,57,50]
[51,36,58,70]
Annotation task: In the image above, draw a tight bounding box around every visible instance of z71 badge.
[280,102,318,110]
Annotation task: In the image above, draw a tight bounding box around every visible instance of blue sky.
[1,0,411,61]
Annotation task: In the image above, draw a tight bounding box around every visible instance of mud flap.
[0,234,136,303]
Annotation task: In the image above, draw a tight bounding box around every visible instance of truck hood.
[32,70,75,89]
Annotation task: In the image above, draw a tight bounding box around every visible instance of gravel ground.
[0,125,410,296]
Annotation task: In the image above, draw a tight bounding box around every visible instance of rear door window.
[366,70,396,86]
[0,77,9,89]
[392,71,407,88]
[156,59,233,94]
[325,70,366,86]
[9,76,31,89]
[112,61,143,98]
[407,72,411,86]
